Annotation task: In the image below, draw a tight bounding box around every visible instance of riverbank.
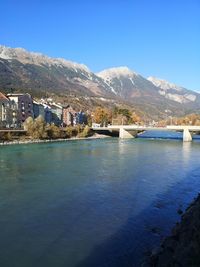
[0,133,109,146]
[149,193,200,266]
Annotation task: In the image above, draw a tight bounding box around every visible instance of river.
[0,133,200,267]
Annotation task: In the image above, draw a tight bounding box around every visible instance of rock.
[149,194,200,266]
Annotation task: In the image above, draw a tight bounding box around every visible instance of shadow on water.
[75,213,152,267]
[75,142,200,267]
[74,197,175,267]
[75,179,200,267]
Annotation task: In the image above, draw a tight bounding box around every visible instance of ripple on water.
[0,138,200,267]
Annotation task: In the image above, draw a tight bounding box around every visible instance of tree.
[112,108,141,125]
[45,124,61,139]
[112,114,128,125]
[24,116,47,139]
[131,112,141,124]
[78,125,92,138]
[34,116,47,139]
[93,107,112,126]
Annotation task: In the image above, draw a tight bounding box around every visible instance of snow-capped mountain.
[97,66,200,117]
[148,76,197,104]
[0,46,89,72]
[0,45,200,118]
[97,66,162,99]
[148,76,183,92]
[0,45,113,97]
[97,67,137,95]
[97,66,200,105]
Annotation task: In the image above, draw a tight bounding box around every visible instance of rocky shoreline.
[149,193,200,267]
[0,133,109,146]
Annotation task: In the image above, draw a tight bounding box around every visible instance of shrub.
[0,132,12,141]
[46,124,61,139]
[65,126,73,138]
[78,126,92,138]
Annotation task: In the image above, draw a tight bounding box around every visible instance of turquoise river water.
[0,132,200,267]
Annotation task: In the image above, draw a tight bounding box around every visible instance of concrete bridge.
[92,125,200,142]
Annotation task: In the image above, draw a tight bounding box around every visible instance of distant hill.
[0,45,200,119]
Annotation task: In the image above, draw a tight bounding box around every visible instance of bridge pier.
[119,128,135,139]
[92,125,199,141]
[183,128,192,142]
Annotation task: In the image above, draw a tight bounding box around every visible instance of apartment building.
[7,93,33,126]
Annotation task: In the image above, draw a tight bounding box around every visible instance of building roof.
[0,92,9,100]
[7,93,32,97]
[62,104,70,108]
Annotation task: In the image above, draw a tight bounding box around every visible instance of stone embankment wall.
[0,133,109,146]
[150,194,200,266]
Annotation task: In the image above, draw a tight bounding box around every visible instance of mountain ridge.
[0,45,200,119]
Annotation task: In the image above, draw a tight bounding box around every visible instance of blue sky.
[0,0,199,91]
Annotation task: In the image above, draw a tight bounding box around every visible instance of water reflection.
[182,141,191,164]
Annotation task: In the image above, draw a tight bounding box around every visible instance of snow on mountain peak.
[1,45,198,106]
[0,45,90,73]
[147,76,183,92]
[0,45,12,59]
[148,76,197,103]
[97,66,138,80]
